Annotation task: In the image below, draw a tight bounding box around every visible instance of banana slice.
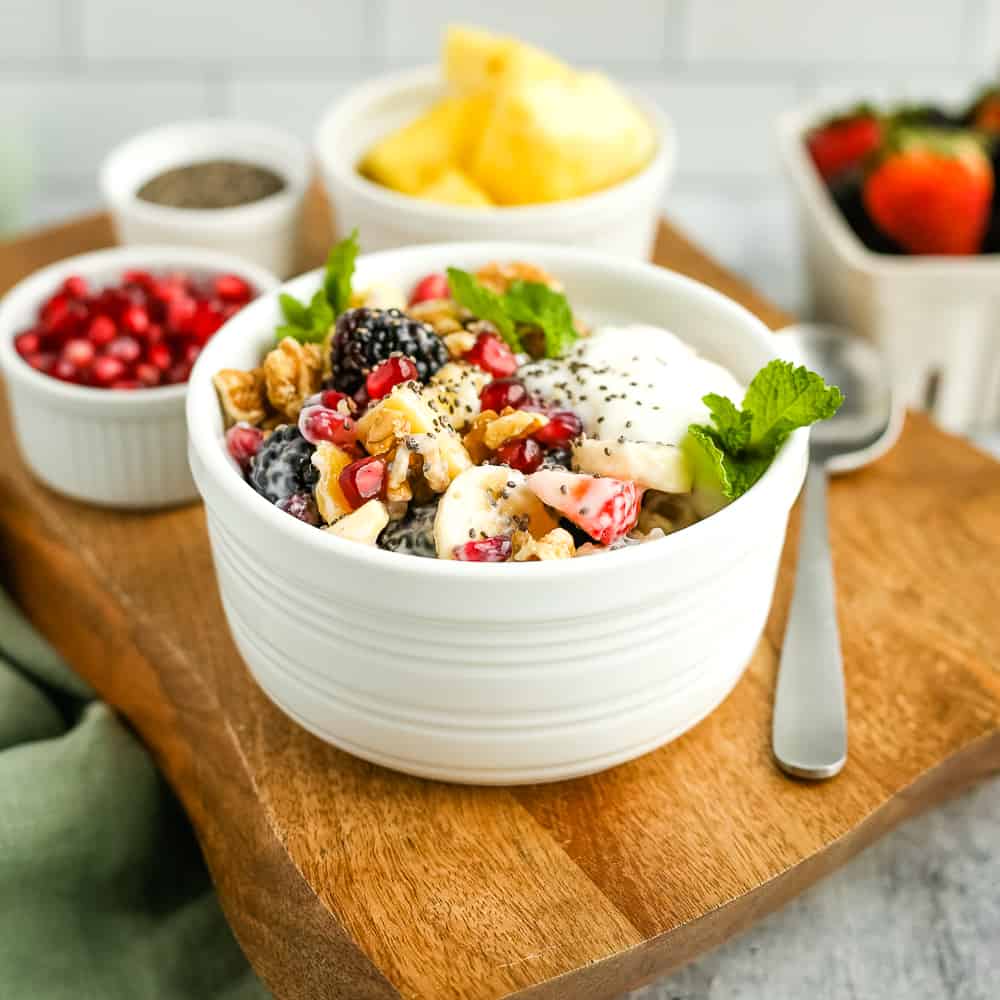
[572,437,692,493]
[434,465,558,559]
[424,361,491,432]
[325,499,390,545]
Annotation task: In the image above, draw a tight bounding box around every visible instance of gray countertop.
[623,219,1000,1000]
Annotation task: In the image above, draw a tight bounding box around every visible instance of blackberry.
[378,503,438,558]
[330,308,448,394]
[249,425,319,503]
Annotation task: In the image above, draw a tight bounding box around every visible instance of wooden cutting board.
[2,189,999,1000]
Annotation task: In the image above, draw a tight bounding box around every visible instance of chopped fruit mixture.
[806,88,1000,255]
[214,234,841,562]
[13,269,256,388]
[355,25,655,207]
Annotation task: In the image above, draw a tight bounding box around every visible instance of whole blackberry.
[330,308,448,394]
[249,425,319,503]
[378,503,438,558]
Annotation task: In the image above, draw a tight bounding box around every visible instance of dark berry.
[276,492,321,526]
[378,503,438,558]
[249,425,319,503]
[330,307,448,394]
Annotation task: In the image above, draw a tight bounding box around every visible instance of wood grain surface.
[2,189,999,1000]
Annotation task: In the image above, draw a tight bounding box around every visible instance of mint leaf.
[323,228,359,316]
[685,360,842,501]
[502,280,579,358]
[274,230,359,344]
[446,268,520,350]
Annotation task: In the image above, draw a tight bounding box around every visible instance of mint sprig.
[684,360,843,500]
[276,229,359,344]
[446,268,579,358]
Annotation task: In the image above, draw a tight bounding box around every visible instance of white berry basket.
[778,105,1000,433]
[0,246,278,509]
[187,242,808,785]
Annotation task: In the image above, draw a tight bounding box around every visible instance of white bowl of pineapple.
[315,26,673,259]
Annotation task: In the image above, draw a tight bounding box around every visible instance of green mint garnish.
[275,229,359,344]
[684,360,844,500]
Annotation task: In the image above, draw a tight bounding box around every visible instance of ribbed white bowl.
[0,246,278,509]
[187,244,807,784]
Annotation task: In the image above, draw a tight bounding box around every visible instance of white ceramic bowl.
[100,120,310,279]
[187,243,807,785]
[0,246,278,509]
[315,66,673,259]
[778,105,1000,432]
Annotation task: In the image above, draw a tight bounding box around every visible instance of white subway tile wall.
[3,0,996,310]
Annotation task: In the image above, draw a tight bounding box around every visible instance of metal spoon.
[771,324,904,780]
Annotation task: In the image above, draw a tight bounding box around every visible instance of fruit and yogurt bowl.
[210,232,839,562]
[0,246,277,508]
[188,240,833,784]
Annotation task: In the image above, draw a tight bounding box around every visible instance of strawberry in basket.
[806,107,882,182]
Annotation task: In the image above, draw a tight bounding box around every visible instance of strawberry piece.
[526,470,641,545]
[409,273,450,306]
[453,536,513,562]
[806,110,882,182]
[862,129,993,255]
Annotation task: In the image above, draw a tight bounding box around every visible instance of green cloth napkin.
[0,588,269,1000]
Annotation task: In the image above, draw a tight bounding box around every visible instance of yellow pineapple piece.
[359,93,491,195]
[416,167,494,207]
[444,25,571,92]
[311,443,355,524]
[470,71,656,205]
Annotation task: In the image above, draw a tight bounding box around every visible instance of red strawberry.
[806,109,882,182]
[526,470,641,546]
[862,128,993,255]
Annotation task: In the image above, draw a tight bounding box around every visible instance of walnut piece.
[263,337,324,421]
[463,407,549,462]
[407,298,464,335]
[512,527,576,562]
[213,368,268,426]
[324,500,389,545]
[442,330,476,358]
[475,261,563,295]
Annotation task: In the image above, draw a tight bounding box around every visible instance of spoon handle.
[772,461,847,779]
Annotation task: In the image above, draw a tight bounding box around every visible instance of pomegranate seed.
[298,405,358,448]
[338,457,387,509]
[276,492,321,526]
[145,323,164,344]
[494,437,544,474]
[165,361,192,385]
[61,337,96,370]
[41,293,73,335]
[105,335,142,365]
[453,536,513,562]
[14,331,41,356]
[53,358,81,382]
[319,389,353,412]
[533,410,583,448]
[167,295,196,333]
[366,355,419,399]
[91,355,126,385]
[225,422,265,472]
[86,314,117,346]
[135,362,161,387]
[110,378,143,390]
[190,301,224,343]
[148,341,173,371]
[213,274,252,302]
[121,303,149,335]
[464,331,517,378]
[409,272,450,306]
[123,269,155,290]
[526,470,641,546]
[61,275,88,299]
[183,342,202,366]
[479,378,529,413]
[26,351,57,374]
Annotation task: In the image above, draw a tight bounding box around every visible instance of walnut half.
[213,368,268,426]
[263,337,324,421]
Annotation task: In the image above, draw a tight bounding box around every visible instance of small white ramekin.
[0,246,278,509]
[100,120,310,279]
[778,104,1000,432]
[187,243,807,785]
[315,67,673,259]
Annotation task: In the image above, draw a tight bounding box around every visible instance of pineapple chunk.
[444,25,571,92]
[311,443,355,524]
[359,93,492,195]
[416,167,494,207]
[471,71,656,204]
[325,500,389,545]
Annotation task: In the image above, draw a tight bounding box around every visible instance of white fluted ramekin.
[187,243,807,784]
[0,246,278,509]
[315,66,673,259]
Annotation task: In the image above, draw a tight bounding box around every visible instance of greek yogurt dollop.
[519,324,744,444]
